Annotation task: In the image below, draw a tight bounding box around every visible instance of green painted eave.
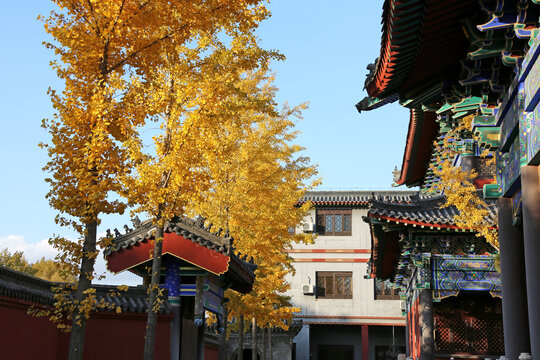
[436,103,453,114]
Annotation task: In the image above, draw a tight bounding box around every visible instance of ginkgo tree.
[425,114,498,246]
[120,35,283,357]
[186,71,318,340]
[40,1,275,359]
[0,248,75,282]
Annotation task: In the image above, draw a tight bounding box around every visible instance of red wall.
[84,313,171,360]
[0,297,172,360]
[205,344,219,360]
[0,297,69,360]
[407,296,421,360]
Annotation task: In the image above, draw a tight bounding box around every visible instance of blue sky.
[0,1,409,284]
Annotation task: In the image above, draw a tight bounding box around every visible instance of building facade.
[287,191,417,360]
[364,195,503,360]
[357,1,540,358]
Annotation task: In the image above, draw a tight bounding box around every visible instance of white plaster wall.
[287,208,403,318]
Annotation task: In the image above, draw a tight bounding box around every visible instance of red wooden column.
[361,324,369,360]
[418,290,434,360]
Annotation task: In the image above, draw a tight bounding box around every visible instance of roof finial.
[131,216,142,228]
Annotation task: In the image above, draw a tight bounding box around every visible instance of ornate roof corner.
[355,94,399,113]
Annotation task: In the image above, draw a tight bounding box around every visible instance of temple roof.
[0,266,171,313]
[104,216,232,257]
[364,0,479,102]
[297,190,422,207]
[359,1,540,190]
[364,194,498,281]
[104,216,257,294]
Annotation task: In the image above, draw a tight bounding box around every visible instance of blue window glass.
[335,215,342,232]
[325,215,333,232]
[343,214,351,232]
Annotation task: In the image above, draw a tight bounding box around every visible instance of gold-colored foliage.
[28,283,130,332]
[0,248,75,282]
[33,257,77,283]
[426,115,498,247]
[186,72,319,330]
[0,248,35,275]
[120,37,282,226]
[40,0,276,340]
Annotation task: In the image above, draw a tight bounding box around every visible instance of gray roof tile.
[367,195,497,227]
[0,266,170,313]
[297,190,422,207]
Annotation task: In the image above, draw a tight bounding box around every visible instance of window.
[316,271,352,299]
[316,209,352,236]
[374,279,400,300]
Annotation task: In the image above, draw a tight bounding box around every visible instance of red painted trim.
[396,110,420,185]
[295,201,369,206]
[106,232,230,274]
[292,258,369,263]
[474,178,495,188]
[286,249,371,254]
[304,321,405,326]
[362,325,369,360]
[296,315,404,320]
[396,110,438,186]
[369,213,497,232]
[370,213,464,230]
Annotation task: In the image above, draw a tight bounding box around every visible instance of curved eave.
[399,0,480,95]
[368,223,400,280]
[395,110,438,186]
[225,254,257,294]
[371,214,461,230]
[366,0,426,98]
[366,0,480,101]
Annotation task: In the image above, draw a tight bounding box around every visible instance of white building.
[287,191,416,360]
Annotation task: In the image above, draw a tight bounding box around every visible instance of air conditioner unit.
[302,284,314,295]
[400,301,406,313]
[302,222,315,233]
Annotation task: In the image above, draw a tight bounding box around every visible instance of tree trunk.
[262,326,266,360]
[251,317,257,360]
[238,315,244,360]
[268,327,272,360]
[68,220,97,360]
[143,226,165,360]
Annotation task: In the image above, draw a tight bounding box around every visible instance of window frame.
[316,209,352,236]
[374,279,400,300]
[316,271,353,299]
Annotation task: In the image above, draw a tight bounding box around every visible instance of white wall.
[287,208,404,319]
